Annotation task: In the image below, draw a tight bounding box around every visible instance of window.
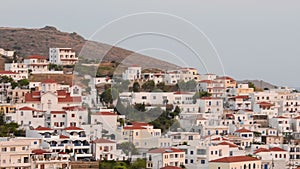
[72,114,75,118]
[190,151,194,155]
[201,160,205,164]
[34,141,37,145]
[188,136,193,140]
[142,96,147,99]
[53,115,56,118]
[190,159,194,163]
[10,147,16,151]
[2,147,7,152]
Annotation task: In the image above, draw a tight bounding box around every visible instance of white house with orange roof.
[197,80,226,98]
[49,106,88,129]
[121,122,161,149]
[179,67,200,82]
[26,126,92,161]
[23,79,82,112]
[91,138,126,161]
[142,72,165,84]
[49,48,78,65]
[233,128,254,148]
[227,95,252,110]
[0,70,24,81]
[254,147,288,169]
[253,101,278,118]
[215,76,236,88]
[209,156,261,169]
[24,55,49,72]
[146,148,185,169]
[4,62,28,79]
[230,83,254,96]
[8,106,46,129]
[0,137,66,169]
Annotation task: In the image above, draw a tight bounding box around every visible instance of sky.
[0,0,300,87]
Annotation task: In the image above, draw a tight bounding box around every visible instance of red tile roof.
[92,138,115,144]
[26,55,47,59]
[276,116,287,119]
[25,93,41,102]
[95,112,117,116]
[63,126,83,130]
[258,102,274,107]
[235,128,253,133]
[50,111,66,114]
[294,116,300,120]
[123,126,146,130]
[210,156,259,163]
[32,149,49,155]
[199,97,221,100]
[58,94,81,103]
[0,70,18,74]
[160,166,182,169]
[173,92,192,95]
[19,106,45,112]
[35,126,52,131]
[212,137,228,141]
[148,148,185,154]
[59,135,70,139]
[269,147,286,152]
[254,148,270,154]
[218,142,238,148]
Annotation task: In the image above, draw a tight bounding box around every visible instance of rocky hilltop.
[0,26,179,70]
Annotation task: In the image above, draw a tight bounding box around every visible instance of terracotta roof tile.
[35,126,52,131]
[218,142,238,148]
[210,156,259,163]
[235,128,253,133]
[63,126,83,130]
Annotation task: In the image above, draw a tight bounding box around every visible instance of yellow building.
[209,156,261,169]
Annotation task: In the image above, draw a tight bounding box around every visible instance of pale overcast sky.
[0,0,299,87]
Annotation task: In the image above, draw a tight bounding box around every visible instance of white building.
[122,66,141,81]
[49,48,78,65]
[91,138,126,161]
[146,148,185,169]
[4,62,28,79]
[0,48,14,57]
[24,55,49,73]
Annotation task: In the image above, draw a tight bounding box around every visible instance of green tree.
[141,80,155,92]
[117,142,139,156]
[18,79,29,88]
[248,82,256,91]
[130,158,146,169]
[134,103,146,112]
[156,82,165,91]
[100,88,119,106]
[192,91,212,103]
[132,82,140,92]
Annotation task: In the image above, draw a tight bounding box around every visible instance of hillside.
[0,26,179,70]
[237,80,277,89]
